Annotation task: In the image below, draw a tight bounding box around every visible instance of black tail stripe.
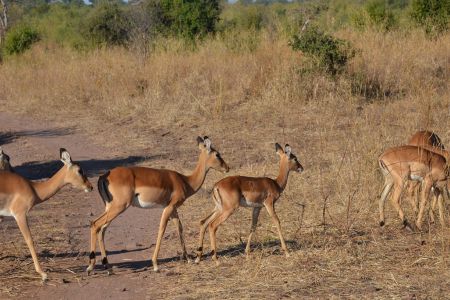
[97,171,113,204]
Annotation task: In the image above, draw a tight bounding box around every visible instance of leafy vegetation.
[3,24,39,55]
[290,26,355,75]
[411,0,450,36]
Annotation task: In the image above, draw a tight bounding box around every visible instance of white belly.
[0,209,14,217]
[131,196,164,209]
[410,174,424,182]
[239,197,263,208]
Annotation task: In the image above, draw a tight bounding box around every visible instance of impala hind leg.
[208,208,235,265]
[245,207,262,257]
[15,213,47,282]
[416,178,433,231]
[170,209,190,263]
[87,204,127,275]
[379,177,394,227]
[264,202,289,257]
[195,209,220,263]
[152,205,174,272]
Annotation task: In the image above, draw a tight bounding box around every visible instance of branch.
[0,0,7,30]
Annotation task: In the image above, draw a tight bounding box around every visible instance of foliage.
[365,0,397,31]
[289,26,354,75]
[3,23,39,55]
[83,0,130,46]
[160,0,221,40]
[410,0,450,36]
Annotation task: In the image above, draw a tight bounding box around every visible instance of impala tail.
[98,171,112,204]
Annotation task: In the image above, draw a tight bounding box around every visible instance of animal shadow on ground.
[14,154,166,180]
[89,240,302,273]
[0,128,75,145]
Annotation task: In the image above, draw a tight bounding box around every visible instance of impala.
[407,130,446,223]
[0,146,13,172]
[0,148,93,282]
[195,143,303,264]
[378,145,449,231]
[86,136,229,273]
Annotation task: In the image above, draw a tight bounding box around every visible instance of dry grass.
[0,28,450,298]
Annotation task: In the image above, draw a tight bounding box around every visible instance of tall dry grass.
[1,28,450,297]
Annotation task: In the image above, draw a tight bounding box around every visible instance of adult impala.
[86,136,229,273]
[378,145,449,231]
[195,143,303,264]
[0,148,93,282]
[407,130,446,222]
[0,146,13,172]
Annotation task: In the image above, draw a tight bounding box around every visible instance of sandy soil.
[0,112,184,299]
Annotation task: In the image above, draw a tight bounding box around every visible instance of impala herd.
[0,131,449,282]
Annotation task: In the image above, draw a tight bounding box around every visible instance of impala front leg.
[171,209,190,263]
[195,210,220,263]
[264,202,289,257]
[152,205,174,272]
[15,213,47,282]
[245,207,261,256]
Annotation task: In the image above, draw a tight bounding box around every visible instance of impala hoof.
[41,273,48,283]
[86,265,94,275]
[194,257,201,264]
[379,221,385,227]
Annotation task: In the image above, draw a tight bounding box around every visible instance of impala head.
[0,146,13,172]
[60,148,93,192]
[197,136,229,173]
[275,143,303,173]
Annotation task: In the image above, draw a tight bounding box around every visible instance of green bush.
[84,0,130,46]
[289,26,355,76]
[410,0,450,36]
[160,0,221,40]
[365,0,397,31]
[3,24,40,55]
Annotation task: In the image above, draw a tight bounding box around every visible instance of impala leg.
[87,204,126,274]
[15,213,47,282]
[245,207,261,257]
[208,208,235,265]
[195,210,220,263]
[437,193,445,227]
[170,209,190,263]
[379,178,394,227]
[429,188,438,224]
[264,202,289,257]
[98,222,110,269]
[406,181,419,214]
[416,178,433,231]
[152,205,174,272]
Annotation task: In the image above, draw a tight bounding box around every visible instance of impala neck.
[185,152,209,197]
[275,159,290,191]
[31,165,68,203]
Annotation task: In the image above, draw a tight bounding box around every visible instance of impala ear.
[0,146,3,156]
[197,136,204,145]
[275,143,284,156]
[285,144,292,156]
[60,148,73,166]
[204,136,212,153]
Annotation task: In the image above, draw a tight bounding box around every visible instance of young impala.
[0,148,93,282]
[87,136,229,273]
[407,130,446,222]
[195,143,303,264]
[378,145,449,231]
[0,146,13,172]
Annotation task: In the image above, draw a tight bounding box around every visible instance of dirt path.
[0,112,181,299]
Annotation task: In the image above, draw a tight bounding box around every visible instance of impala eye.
[78,169,84,176]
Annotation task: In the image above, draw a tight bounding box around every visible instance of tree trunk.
[0,0,8,45]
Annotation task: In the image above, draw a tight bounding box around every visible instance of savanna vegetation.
[0,0,450,298]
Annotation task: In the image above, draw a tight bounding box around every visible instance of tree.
[0,0,8,45]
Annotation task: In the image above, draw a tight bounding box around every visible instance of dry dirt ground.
[1,111,450,300]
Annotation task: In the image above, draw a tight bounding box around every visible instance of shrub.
[365,0,397,31]
[3,24,40,55]
[160,0,221,40]
[410,0,450,36]
[84,0,130,46]
[289,26,355,75]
